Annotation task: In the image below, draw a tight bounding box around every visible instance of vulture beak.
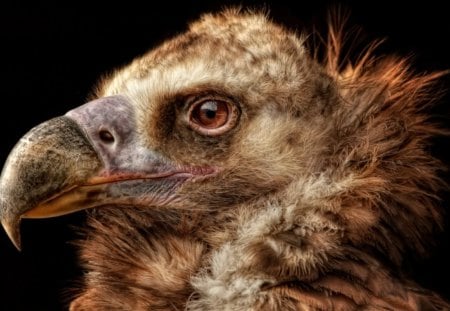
[0,95,213,250]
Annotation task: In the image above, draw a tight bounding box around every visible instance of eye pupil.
[200,101,218,120]
[204,108,216,119]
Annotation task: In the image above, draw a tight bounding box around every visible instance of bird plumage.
[1,8,448,310]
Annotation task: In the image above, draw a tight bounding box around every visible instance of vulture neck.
[70,196,438,310]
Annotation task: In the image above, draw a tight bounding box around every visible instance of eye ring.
[188,98,239,136]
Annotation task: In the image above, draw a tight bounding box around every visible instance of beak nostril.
[99,130,115,144]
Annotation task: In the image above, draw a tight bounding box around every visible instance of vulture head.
[0,9,448,310]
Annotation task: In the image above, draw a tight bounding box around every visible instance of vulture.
[1,8,449,310]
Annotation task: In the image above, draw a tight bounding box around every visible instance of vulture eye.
[188,99,238,135]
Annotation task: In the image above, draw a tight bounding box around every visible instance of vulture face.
[1,11,333,249]
[0,9,448,310]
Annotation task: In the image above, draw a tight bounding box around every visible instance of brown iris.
[188,99,237,136]
[191,100,229,128]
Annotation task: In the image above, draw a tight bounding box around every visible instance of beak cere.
[0,95,200,250]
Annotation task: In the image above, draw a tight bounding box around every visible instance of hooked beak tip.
[1,218,22,251]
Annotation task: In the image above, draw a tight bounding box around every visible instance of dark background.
[1,1,449,310]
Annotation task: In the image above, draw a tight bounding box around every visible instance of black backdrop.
[1,1,449,310]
